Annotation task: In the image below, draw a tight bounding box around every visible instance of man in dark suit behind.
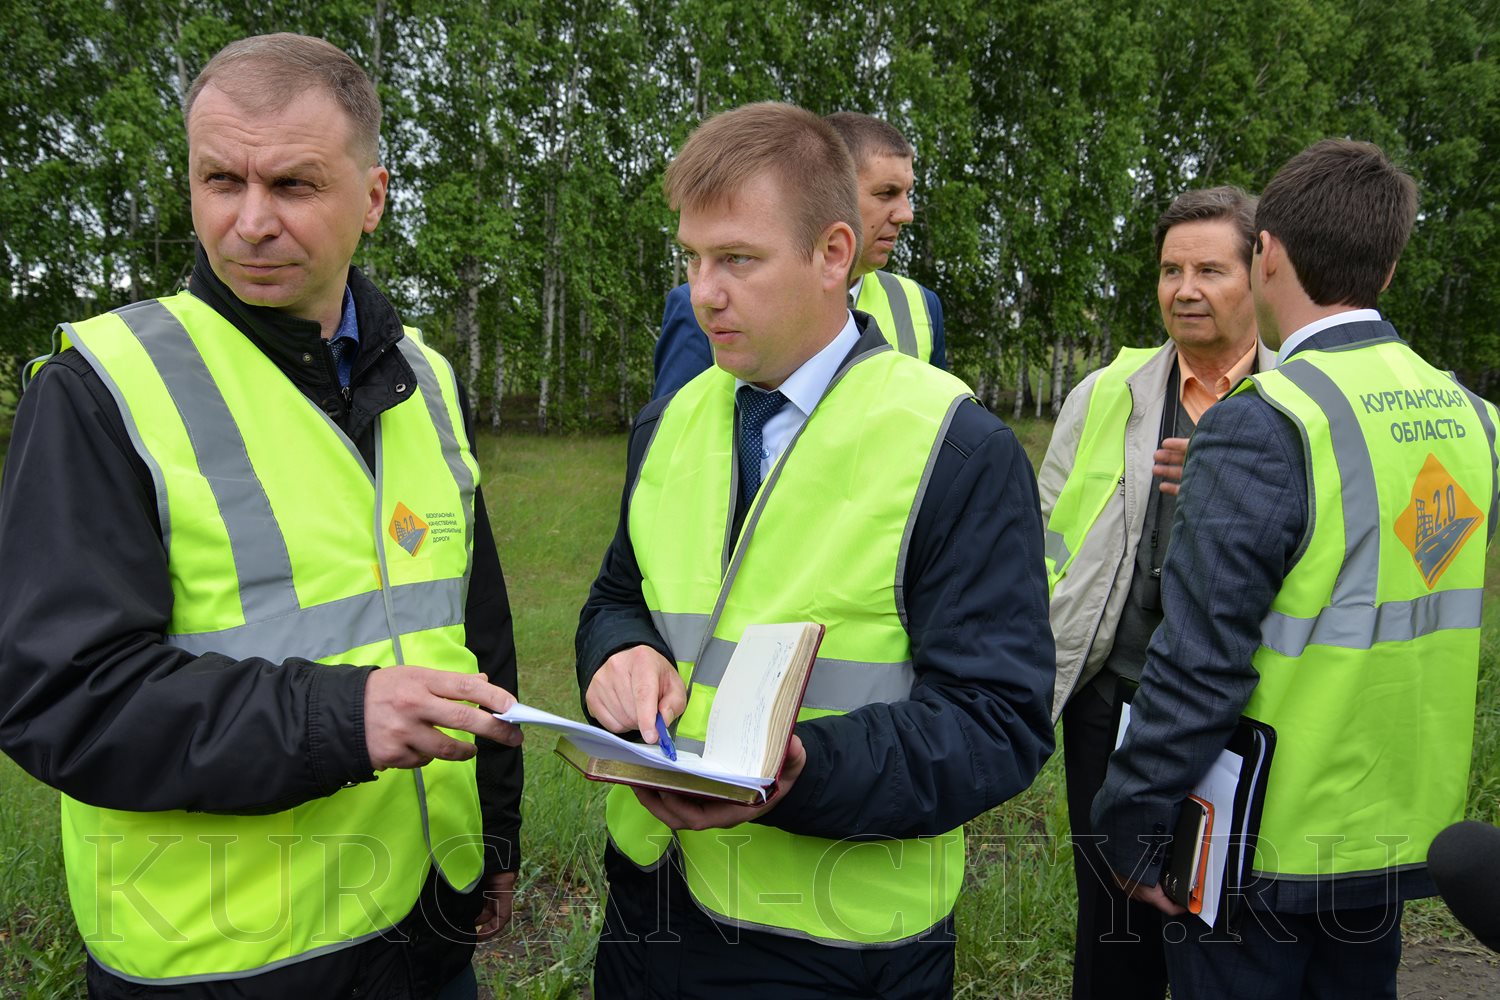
[1093,139,1499,998]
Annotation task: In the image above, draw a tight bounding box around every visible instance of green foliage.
[1,0,1497,421]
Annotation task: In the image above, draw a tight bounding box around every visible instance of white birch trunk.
[1013,346,1026,422]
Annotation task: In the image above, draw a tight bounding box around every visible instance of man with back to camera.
[0,33,523,998]
[576,101,1055,998]
[650,111,946,398]
[1040,186,1273,1000]
[1093,139,1500,998]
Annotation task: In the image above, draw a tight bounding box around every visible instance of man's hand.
[1113,872,1188,916]
[475,870,517,941]
[585,644,686,742]
[633,735,806,831]
[364,666,522,771]
[1154,436,1190,496]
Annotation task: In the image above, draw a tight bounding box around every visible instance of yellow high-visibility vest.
[856,271,934,363]
[1236,338,1498,880]
[54,293,483,984]
[610,343,971,945]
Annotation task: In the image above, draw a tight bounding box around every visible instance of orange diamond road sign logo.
[389,502,428,556]
[1394,453,1482,589]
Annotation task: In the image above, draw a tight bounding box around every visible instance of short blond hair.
[184,33,382,166]
[664,102,861,265]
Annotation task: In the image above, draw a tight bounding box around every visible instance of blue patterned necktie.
[328,336,352,388]
[737,385,790,510]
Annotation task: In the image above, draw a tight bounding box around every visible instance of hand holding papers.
[503,622,824,804]
[1114,691,1277,929]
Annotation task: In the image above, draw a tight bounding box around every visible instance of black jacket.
[0,248,521,873]
[577,318,1056,841]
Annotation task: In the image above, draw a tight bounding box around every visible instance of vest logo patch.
[1394,453,1482,588]
[389,503,428,556]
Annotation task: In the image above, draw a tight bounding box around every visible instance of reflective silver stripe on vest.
[896,394,969,629]
[1256,359,1481,655]
[1250,859,1429,883]
[85,926,397,987]
[1043,529,1070,567]
[1260,587,1482,657]
[690,637,915,712]
[114,299,301,622]
[62,319,176,553]
[1275,359,1380,607]
[1457,383,1499,542]
[411,764,483,895]
[872,270,919,358]
[650,611,711,663]
[395,337,476,580]
[165,577,466,661]
[627,404,669,511]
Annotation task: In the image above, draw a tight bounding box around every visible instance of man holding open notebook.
[574,102,1055,999]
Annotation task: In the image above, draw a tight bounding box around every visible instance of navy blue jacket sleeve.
[576,398,1057,840]
[1091,391,1306,884]
[766,401,1054,839]
[651,283,713,401]
[923,284,947,371]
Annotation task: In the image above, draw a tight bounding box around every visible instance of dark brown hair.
[1255,139,1418,308]
[664,102,861,264]
[184,33,382,166]
[1154,186,1258,269]
[823,112,914,169]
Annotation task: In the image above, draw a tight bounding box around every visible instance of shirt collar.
[333,285,360,345]
[1178,341,1258,393]
[736,312,860,418]
[1275,308,1381,365]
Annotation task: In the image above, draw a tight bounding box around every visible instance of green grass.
[1,417,1497,998]
[475,433,624,998]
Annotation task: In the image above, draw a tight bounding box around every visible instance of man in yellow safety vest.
[1095,140,1499,999]
[0,32,523,999]
[576,101,1055,999]
[651,111,947,398]
[1041,185,1272,1000]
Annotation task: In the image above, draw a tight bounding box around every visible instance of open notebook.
[499,621,824,804]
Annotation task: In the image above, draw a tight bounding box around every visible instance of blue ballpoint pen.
[655,713,678,761]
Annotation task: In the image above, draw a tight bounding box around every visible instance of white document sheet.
[1116,701,1244,927]
[496,702,773,792]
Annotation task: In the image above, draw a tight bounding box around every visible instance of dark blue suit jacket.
[650,278,946,400]
[1092,319,1462,912]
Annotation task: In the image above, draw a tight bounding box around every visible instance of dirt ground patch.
[1399,940,1500,998]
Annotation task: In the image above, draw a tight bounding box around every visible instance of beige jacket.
[1038,339,1275,719]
